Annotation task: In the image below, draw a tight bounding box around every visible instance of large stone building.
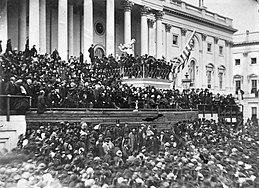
[0,0,237,93]
[233,31,259,122]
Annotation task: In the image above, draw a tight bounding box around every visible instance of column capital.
[201,33,207,41]
[243,52,248,57]
[148,19,155,28]
[121,0,134,12]
[214,37,219,44]
[165,23,172,32]
[155,11,164,20]
[181,28,187,36]
[227,40,234,47]
[140,6,150,16]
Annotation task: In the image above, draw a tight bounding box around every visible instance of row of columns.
[122,1,165,58]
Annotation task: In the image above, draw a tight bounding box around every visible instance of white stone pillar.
[29,0,40,50]
[83,0,93,63]
[122,0,134,44]
[148,19,154,56]
[68,4,74,57]
[39,0,46,54]
[155,11,164,59]
[58,0,68,60]
[201,33,207,88]
[140,6,149,56]
[165,24,172,61]
[0,0,8,53]
[19,0,27,51]
[214,37,219,90]
[106,0,115,56]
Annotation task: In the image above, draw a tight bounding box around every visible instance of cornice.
[233,41,259,47]
[163,7,237,34]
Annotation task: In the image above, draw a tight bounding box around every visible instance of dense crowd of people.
[4,119,256,187]
[0,45,238,113]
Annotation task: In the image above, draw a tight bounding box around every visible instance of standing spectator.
[88,44,95,64]
[4,77,17,95]
[0,40,3,54]
[30,45,38,57]
[5,39,12,54]
[79,52,84,64]
[37,90,46,114]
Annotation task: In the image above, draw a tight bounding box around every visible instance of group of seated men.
[0,47,238,113]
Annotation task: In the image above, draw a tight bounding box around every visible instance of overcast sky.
[183,0,259,34]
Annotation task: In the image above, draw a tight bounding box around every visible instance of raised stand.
[26,108,198,130]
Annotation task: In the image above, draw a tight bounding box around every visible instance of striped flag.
[172,29,196,74]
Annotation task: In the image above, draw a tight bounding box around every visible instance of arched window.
[189,60,196,86]
[206,63,214,88]
[218,65,226,90]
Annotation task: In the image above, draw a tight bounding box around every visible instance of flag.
[172,29,196,74]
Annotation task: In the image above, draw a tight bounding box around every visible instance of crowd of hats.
[0,118,254,187]
[1,50,238,111]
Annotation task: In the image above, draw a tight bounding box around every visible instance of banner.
[172,29,196,74]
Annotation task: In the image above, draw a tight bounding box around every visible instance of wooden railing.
[0,95,32,121]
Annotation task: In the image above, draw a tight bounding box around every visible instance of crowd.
[1,118,255,187]
[0,44,238,113]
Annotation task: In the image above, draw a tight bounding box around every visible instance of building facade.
[0,0,237,93]
[233,31,259,122]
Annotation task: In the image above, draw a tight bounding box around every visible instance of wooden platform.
[25,108,198,130]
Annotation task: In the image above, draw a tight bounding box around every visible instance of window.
[172,35,178,45]
[251,58,257,64]
[235,59,240,65]
[219,73,223,89]
[95,22,105,35]
[189,61,195,86]
[251,80,257,93]
[252,107,257,120]
[219,46,223,55]
[235,80,241,91]
[207,43,212,52]
[207,71,212,88]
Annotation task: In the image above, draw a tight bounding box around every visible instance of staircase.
[0,115,26,152]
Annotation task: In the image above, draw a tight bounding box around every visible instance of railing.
[122,66,170,80]
[0,95,32,121]
[198,104,243,127]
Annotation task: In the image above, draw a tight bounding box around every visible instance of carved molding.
[121,0,134,11]
[181,28,187,36]
[148,19,155,28]
[140,6,150,16]
[155,11,164,20]
[201,33,207,41]
[165,24,172,32]
[243,52,248,57]
[214,37,219,44]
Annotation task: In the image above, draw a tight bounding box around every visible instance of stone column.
[165,24,172,61]
[122,0,134,44]
[214,37,219,90]
[201,33,207,88]
[155,11,164,59]
[140,6,149,55]
[39,0,46,54]
[83,0,93,63]
[19,0,27,51]
[68,4,74,57]
[58,0,68,60]
[148,19,154,56]
[106,0,115,56]
[29,0,40,50]
[0,0,8,53]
